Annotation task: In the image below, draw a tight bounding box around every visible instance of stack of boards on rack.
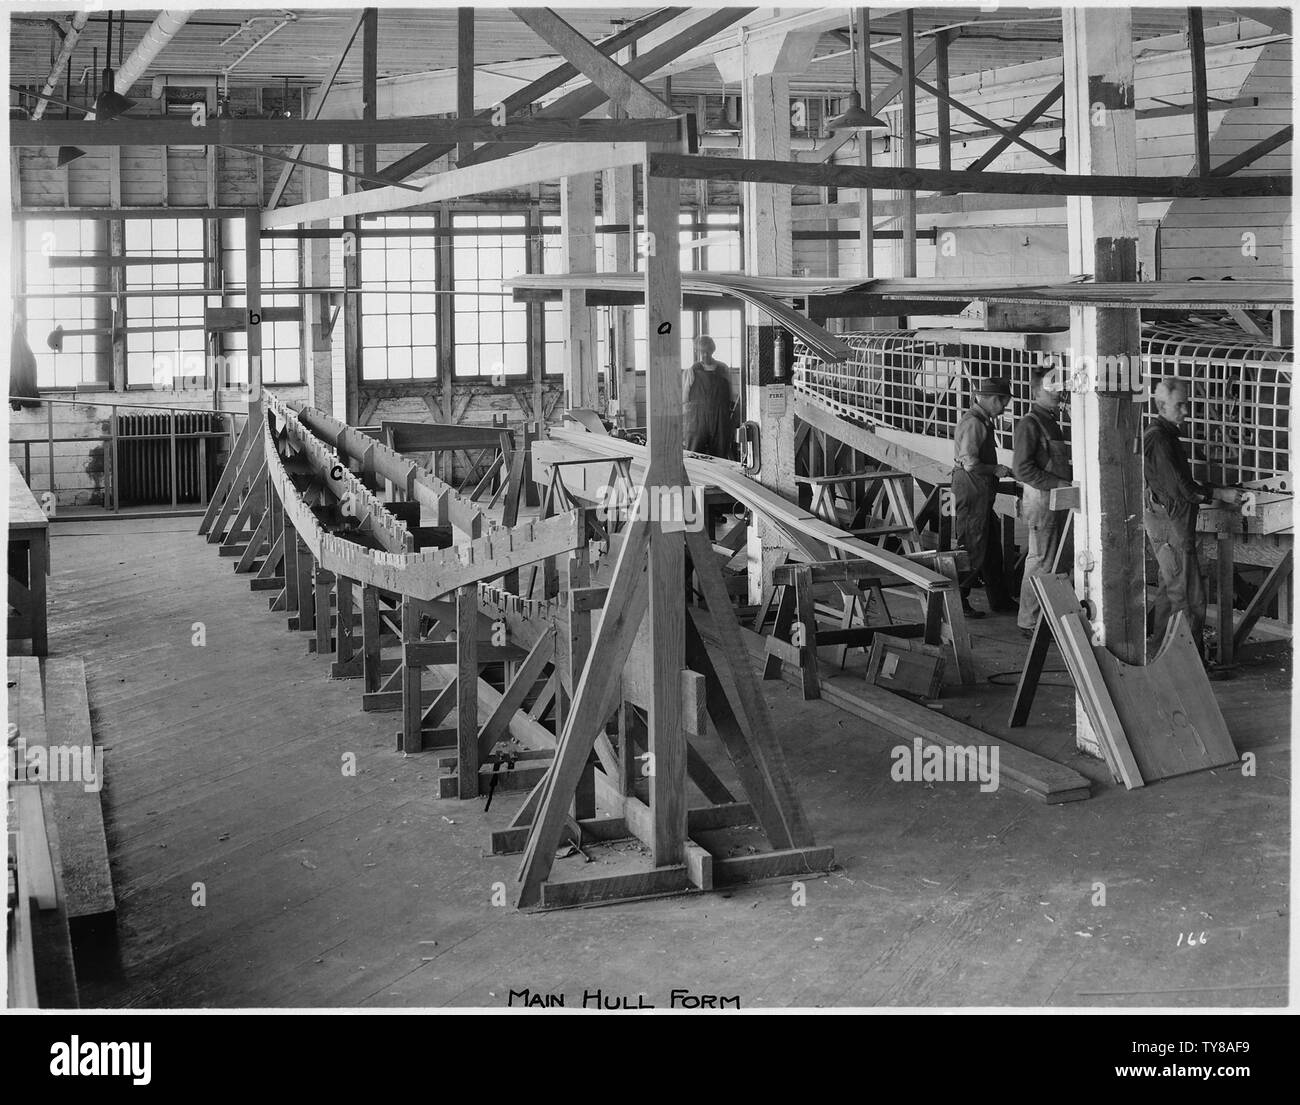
[1029,574,1239,789]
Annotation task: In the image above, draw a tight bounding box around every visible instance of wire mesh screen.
[794,323,1291,484]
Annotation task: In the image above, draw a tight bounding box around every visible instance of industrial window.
[221,219,303,386]
[452,212,530,380]
[360,214,438,382]
[22,219,102,389]
[124,218,207,388]
[541,216,564,375]
[681,210,742,371]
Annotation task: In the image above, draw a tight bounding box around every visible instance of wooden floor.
[44,517,1290,1008]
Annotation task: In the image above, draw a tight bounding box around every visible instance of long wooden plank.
[739,630,1091,803]
[262,141,651,227]
[1055,612,1144,790]
[647,152,1291,199]
[40,658,115,918]
[544,429,950,592]
[15,117,682,149]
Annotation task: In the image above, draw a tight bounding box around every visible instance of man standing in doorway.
[1013,367,1073,637]
[682,335,734,458]
[952,377,1016,618]
[1143,378,1238,658]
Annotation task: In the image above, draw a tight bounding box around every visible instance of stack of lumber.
[7,656,115,1007]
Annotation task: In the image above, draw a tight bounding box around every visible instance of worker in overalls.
[682,335,734,458]
[1013,367,1073,637]
[952,377,1015,618]
[1143,379,1238,658]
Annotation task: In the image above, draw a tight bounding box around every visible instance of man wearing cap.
[1013,367,1073,637]
[952,377,1016,618]
[1144,378,1239,658]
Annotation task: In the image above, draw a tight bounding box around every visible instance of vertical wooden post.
[361,9,378,182]
[935,29,951,173]
[315,568,334,654]
[244,209,264,432]
[565,548,595,812]
[282,513,299,613]
[456,584,479,796]
[560,173,598,410]
[336,575,355,666]
[603,146,638,424]
[362,585,382,693]
[643,151,685,866]
[297,543,316,633]
[401,595,423,754]
[1064,9,1146,754]
[1188,8,1211,178]
[457,8,474,165]
[900,10,918,278]
[855,8,874,278]
[723,30,815,604]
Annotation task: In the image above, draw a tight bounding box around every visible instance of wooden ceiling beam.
[378,6,685,183]
[648,152,1291,199]
[262,141,649,227]
[460,7,754,169]
[510,8,673,118]
[12,117,682,148]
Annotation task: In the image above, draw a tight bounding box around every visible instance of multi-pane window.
[359,215,438,381]
[681,210,742,369]
[452,213,529,379]
[540,216,565,375]
[125,218,207,387]
[22,219,101,388]
[219,219,302,386]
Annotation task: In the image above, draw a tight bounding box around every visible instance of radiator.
[116,412,226,506]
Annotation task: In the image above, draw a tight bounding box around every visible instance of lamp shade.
[46,324,65,352]
[826,91,888,133]
[93,87,136,121]
[709,97,741,133]
[57,145,87,166]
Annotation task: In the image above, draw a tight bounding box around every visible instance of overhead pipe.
[30,11,90,120]
[113,10,192,94]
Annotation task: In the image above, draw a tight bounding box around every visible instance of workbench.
[8,463,49,656]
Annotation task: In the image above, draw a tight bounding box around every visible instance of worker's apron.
[1020,431,1072,527]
